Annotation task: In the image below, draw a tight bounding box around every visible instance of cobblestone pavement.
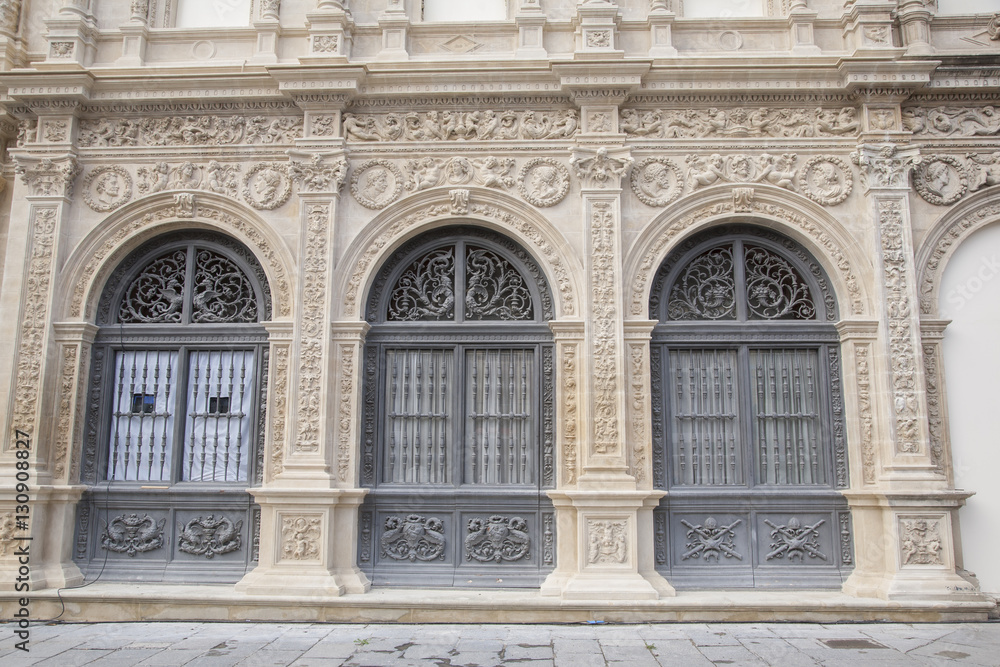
[2,620,1000,666]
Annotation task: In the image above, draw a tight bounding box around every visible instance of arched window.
[75,231,270,581]
[649,225,851,588]
[359,226,555,587]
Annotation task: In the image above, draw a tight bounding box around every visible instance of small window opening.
[208,396,231,414]
[131,394,156,414]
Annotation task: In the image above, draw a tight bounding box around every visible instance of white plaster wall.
[175,0,253,27]
[937,0,1000,14]
[940,220,1000,596]
[422,0,507,22]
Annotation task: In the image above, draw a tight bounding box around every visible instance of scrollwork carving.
[667,245,736,321]
[350,160,403,209]
[78,115,303,147]
[562,343,579,485]
[191,249,259,323]
[269,346,290,479]
[465,247,533,320]
[380,514,446,561]
[118,249,186,323]
[295,205,330,453]
[388,246,456,321]
[744,244,816,320]
[178,515,243,558]
[591,203,621,455]
[465,515,530,563]
[101,513,166,557]
[621,106,859,139]
[343,109,579,142]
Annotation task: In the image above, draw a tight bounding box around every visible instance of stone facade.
[0,0,998,620]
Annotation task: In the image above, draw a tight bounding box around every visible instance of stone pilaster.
[42,1,98,68]
[647,2,677,58]
[841,0,901,57]
[250,0,282,65]
[117,0,149,66]
[573,0,622,59]
[515,0,547,60]
[897,0,936,56]
[377,0,409,62]
[303,0,353,63]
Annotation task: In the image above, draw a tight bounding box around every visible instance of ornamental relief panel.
[899,517,944,566]
[681,517,744,562]
[343,109,579,142]
[77,115,303,147]
[280,515,322,561]
[380,514,446,562]
[903,106,1000,138]
[351,160,403,209]
[909,152,1000,207]
[100,513,166,557]
[621,107,860,139]
[465,515,530,563]
[178,515,243,558]
[587,519,628,565]
[83,166,133,212]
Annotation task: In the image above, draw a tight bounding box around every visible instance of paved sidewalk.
[2,620,999,666]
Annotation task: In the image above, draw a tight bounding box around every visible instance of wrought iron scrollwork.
[666,245,736,320]
[465,515,530,563]
[118,250,187,323]
[387,247,456,321]
[465,247,533,320]
[191,250,258,323]
[744,245,816,320]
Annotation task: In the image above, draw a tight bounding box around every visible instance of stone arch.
[624,185,873,321]
[335,187,583,321]
[916,185,1000,318]
[58,191,295,324]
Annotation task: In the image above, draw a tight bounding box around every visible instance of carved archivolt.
[343,109,579,142]
[342,192,578,319]
[351,160,403,209]
[628,195,866,321]
[68,196,292,321]
[83,166,133,212]
[621,106,860,139]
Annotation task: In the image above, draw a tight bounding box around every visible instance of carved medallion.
[798,155,853,206]
[350,160,403,209]
[518,157,570,207]
[83,166,132,212]
[680,517,743,562]
[380,514,446,562]
[764,517,827,562]
[913,155,968,206]
[178,515,243,559]
[243,163,291,210]
[100,513,166,557]
[631,157,682,207]
[465,515,530,563]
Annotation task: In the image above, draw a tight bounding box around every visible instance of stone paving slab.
[1,620,999,666]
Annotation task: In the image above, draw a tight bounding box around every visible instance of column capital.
[851,144,921,192]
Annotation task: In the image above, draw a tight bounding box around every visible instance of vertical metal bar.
[111,353,126,480]
[123,353,136,480]
[189,351,200,480]
[161,354,171,480]
[470,351,478,482]
[388,351,398,481]
[520,351,528,483]
[401,354,410,483]
[440,352,448,483]
[414,351,423,481]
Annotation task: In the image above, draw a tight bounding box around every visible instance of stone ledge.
[2,584,993,624]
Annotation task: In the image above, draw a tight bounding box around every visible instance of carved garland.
[344,201,575,319]
[295,205,330,454]
[70,202,291,320]
[630,199,864,319]
[590,202,621,456]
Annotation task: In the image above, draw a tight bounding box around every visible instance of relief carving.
[0,512,21,557]
[243,163,292,210]
[295,205,330,454]
[571,147,633,190]
[590,202,621,455]
[0,0,21,34]
[178,515,243,558]
[903,106,1000,138]
[465,515,530,563]
[685,153,797,192]
[269,346,290,479]
[587,519,627,565]
[78,115,303,147]
[43,120,67,142]
[101,513,166,557]
[15,156,81,197]
[798,156,853,206]
[350,159,403,209]
[628,343,647,483]
[681,517,743,562]
[922,343,945,470]
[280,515,321,561]
[621,107,859,139]
[900,518,943,566]
[50,41,74,58]
[913,155,968,206]
[343,110,579,142]
[137,161,244,196]
[313,35,339,53]
[764,518,827,561]
[519,157,570,207]
[631,157,682,207]
[336,344,354,483]
[562,343,579,485]
[52,345,78,480]
[83,166,133,212]
[380,514,446,561]
[288,153,348,194]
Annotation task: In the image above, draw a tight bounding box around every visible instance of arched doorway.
[74,230,271,582]
[648,224,853,588]
[358,226,556,587]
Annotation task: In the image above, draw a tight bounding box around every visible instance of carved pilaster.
[43,1,98,67]
[919,320,951,479]
[330,321,369,486]
[303,0,352,63]
[376,0,408,62]
[51,323,98,485]
[573,0,623,59]
[624,321,656,488]
[647,2,676,58]
[262,322,293,485]
[841,0,900,57]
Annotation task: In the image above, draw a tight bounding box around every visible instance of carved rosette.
[518,158,570,207]
[380,514,446,561]
[899,517,944,566]
[586,519,628,565]
[280,515,322,561]
[350,160,403,209]
[101,513,166,557]
[465,515,531,563]
[295,205,330,454]
[913,155,968,206]
[288,153,348,195]
[797,156,853,206]
[178,515,243,558]
[243,163,292,210]
[83,166,133,212]
[631,157,682,207]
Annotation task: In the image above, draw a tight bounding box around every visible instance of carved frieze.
[587,519,627,565]
[280,515,321,561]
[764,518,827,561]
[78,115,303,147]
[903,106,1000,138]
[681,517,743,562]
[621,107,860,139]
[686,153,797,192]
[351,160,403,209]
[797,156,853,206]
[83,166,133,212]
[900,517,943,566]
[178,515,243,558]
[519,157,570,207]
[101,513,166,557]
[343,110,579,142]
[465,515,530,563]
[631,157,682,207]
[380,514,446,561]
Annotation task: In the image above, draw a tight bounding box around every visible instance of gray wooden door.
[359,228,556,587]
[649,226,853,588]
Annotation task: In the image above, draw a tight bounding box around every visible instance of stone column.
[0,153,82,591]
[250,0,282,65]
[897,0,935,56]
[842,143,982,601]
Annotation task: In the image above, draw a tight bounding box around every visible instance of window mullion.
[733,240,748,322]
